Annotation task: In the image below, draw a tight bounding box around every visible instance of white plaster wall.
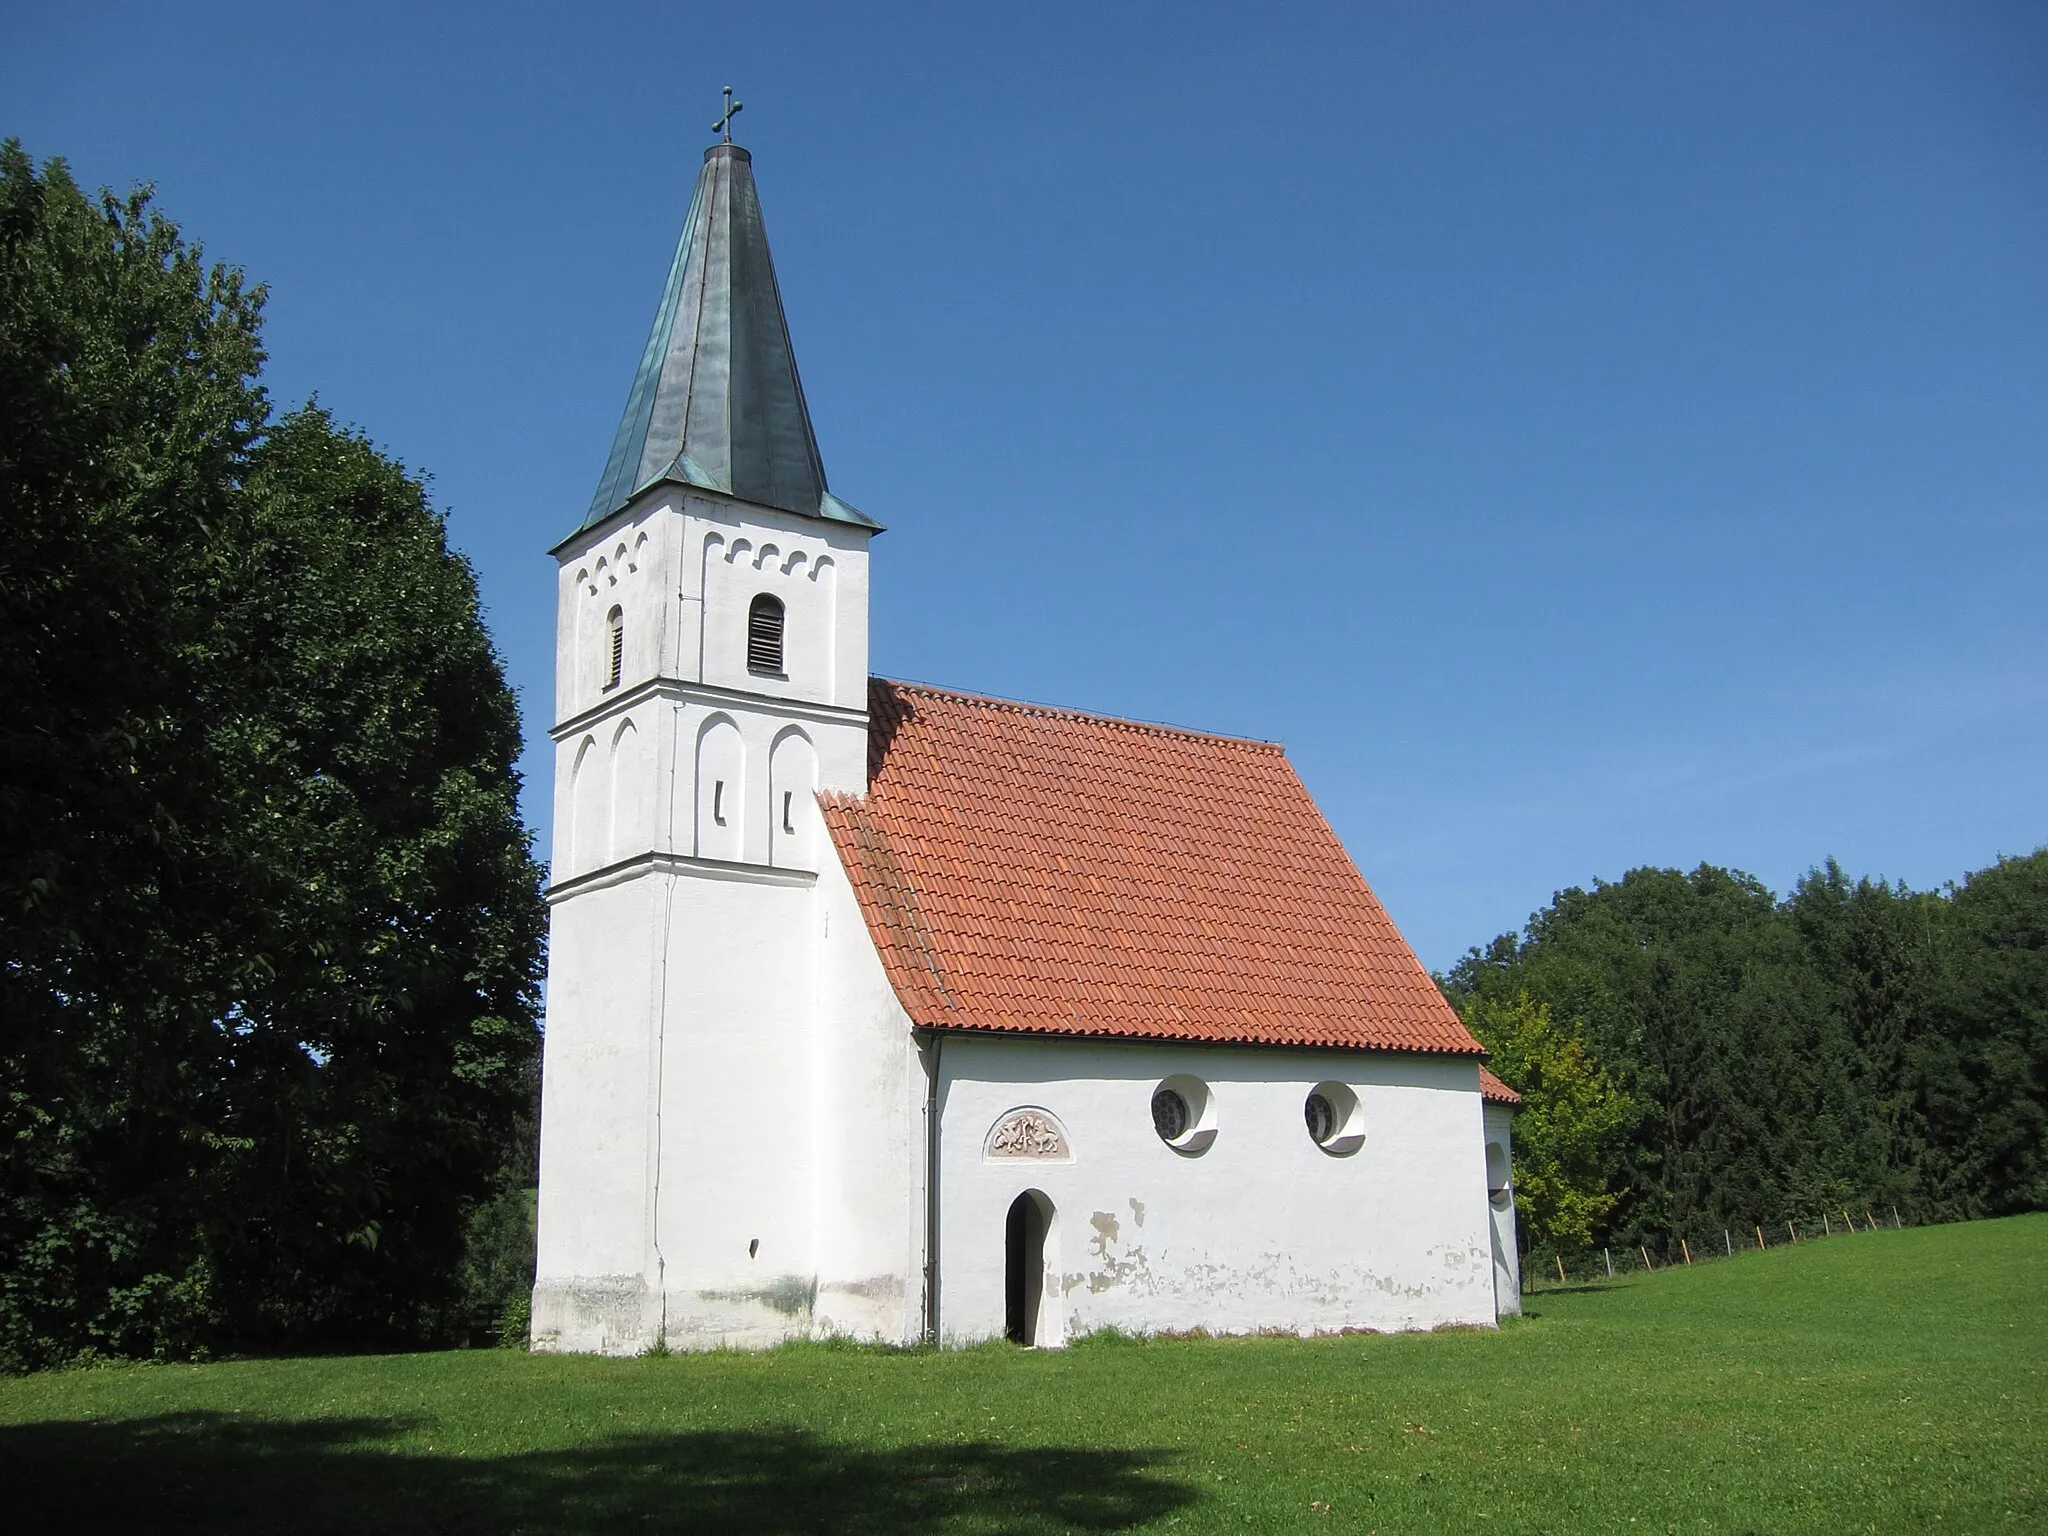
[935,1038,1498,1344]
[805,848,926,1343]
[643,864,824,1348]
[535,836,923,1353]
[1483,1102,1521,1318]
[532,876,663,1354]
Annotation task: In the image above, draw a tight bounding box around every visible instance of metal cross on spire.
[713,85,744,144]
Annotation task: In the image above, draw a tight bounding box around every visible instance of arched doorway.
[1004,1190,1052,1345]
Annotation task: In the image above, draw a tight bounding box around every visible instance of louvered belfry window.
[747,594,785,675]
[605,607,624,689]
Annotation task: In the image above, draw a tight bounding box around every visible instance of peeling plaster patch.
[1080,1248,1472,1319]
[1128,1198,1146,1228]
[1420,1241,1491,1279]
[1081,1228,1152,1294]
[1089,1211,1119,1255]
[698,1273,818,1317]
[1053,1239,1498,1336]
[1087,1253,1150,1295]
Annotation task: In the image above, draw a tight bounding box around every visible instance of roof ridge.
[874,676,1284,754]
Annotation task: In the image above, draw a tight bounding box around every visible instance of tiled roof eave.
[914,1016,1488,1057]
[1478,1065,1524,1107]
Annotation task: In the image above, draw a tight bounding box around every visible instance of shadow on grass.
[1,1411,1197,1534]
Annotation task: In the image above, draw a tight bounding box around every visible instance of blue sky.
[8,2,2045,968]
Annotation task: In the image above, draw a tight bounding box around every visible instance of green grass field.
[3,1215,2042,1534]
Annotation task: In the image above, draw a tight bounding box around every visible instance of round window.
[1304,1092,1338,1146]
[1303,1081,1364,1155]
[1151,1088,1190,1142]
[1149,1075,1216,1153]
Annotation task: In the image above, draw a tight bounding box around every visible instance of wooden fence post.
[1867,1209,1878,1231]
[1755,1225,1766,1252]
[1724,1229,1732,1257]
[1604,1248,1614,1280]
[1681,1238,1692,1266]
[1842,1207,1856,1233]
[1823,1212,1830,1237]
[1557,1254,1567,1285]
[1891,1204,1901,1229]
[1640,1245,1653,1273]
[1789,1222,1798,1244]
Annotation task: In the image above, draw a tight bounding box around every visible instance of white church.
[531,134,1521,1354]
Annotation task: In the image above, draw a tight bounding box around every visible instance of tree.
[1445,864,1847,1242]
[1459,992,1637,1256]
[1444,853,2048,1253]
[0,143,544,1368]
[1910,851,2048,1219]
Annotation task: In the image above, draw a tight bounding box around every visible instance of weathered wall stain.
[1059,1227,1495,1319]
[531,1277,647,1355]
[698,1273,819,1317]
[822,1273,905,1303]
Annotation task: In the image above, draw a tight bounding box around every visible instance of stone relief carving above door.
[983,1107,1072,1162]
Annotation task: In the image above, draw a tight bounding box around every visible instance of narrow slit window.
[604,606,624,690]
[782,790,794,834]
[747,594,785,674]
[713,780,726,825]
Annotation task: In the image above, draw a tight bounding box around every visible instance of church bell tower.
[533,127,887,1353]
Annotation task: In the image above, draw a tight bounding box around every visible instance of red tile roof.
[1479,1066,1522,1106]
[819,681,1485,1058]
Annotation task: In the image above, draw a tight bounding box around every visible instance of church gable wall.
[934,1037,1497,1344]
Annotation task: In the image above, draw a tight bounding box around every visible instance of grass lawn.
[3,1214,2043,1534]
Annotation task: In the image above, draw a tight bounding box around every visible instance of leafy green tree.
[1446,853,2048,1252]
[1459,992,1637,1255]
[1447,865,1845,1241]
[0,143,543,1368]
